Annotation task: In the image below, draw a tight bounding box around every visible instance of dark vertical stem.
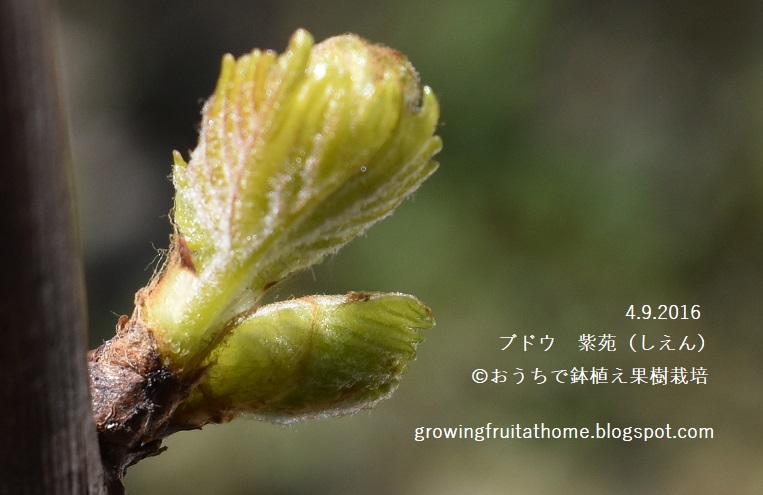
[0,0,106,493]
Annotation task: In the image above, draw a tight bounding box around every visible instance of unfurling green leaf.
[171,292,433,426]
[90,30,440,484]
[141,29,441,372]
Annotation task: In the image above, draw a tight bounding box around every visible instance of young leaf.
[171,292,434,426]
[140,30,441,372]
[89,30,441,486]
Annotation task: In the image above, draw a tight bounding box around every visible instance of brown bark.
[88,313,194,493]
[0,0,106,493]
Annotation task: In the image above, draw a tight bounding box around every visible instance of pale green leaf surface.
[172,292,433,424]
[145,29,440,373]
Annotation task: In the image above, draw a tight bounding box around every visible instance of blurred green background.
[61,1,763,493]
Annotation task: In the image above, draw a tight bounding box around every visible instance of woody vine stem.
[87,30,442,493]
